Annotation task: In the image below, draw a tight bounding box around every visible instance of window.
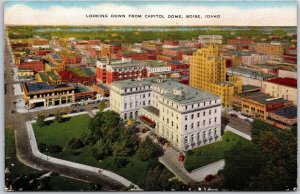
[143,101,145,105]
[148,100,150,105]
[143,94,145,98]
[191,123,194,129]
[209,110,211,115]
[171,121,173,126]
[209,119,211,124]
[214,117,217,122]
[167,118,169,124]
[184,136,188,144]
[148,93,151,97]
[185,116,187,121]
[215,109,217,113]
[197,122,200,127]
[204,102,206,106]
[203,111,206,116]
[124,103,127,109]
[197,133,200,140]
[203,120,206,126]
[185,106,187,110]
[191,114,194,119]
[192,104,194,108]
[191,134,194,142]
[124,113,127,120]
[185,125,187,130]
[129,102,132,108]
[197,112,200,117]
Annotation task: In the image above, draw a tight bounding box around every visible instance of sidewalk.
[26,115,140,190]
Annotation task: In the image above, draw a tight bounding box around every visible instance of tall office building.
[190,44,242,107]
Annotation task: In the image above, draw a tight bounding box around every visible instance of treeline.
[221,120,297,191]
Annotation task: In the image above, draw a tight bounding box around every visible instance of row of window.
[184,117,217,130]
[31,90,73,99]
[184,128,218,144]
[124,100,151,109]
[124,86,151,93]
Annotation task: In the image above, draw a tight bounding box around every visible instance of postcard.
[4,0,297,191]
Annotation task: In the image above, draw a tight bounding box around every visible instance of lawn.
[5,127,92,191]
[32,114,155,186]
[184,132,252,172]
[33,114,91,147]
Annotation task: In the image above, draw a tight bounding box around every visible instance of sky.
[4,1,298,26]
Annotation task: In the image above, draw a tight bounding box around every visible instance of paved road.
[4,34,126,190]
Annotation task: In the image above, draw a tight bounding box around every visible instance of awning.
[139,115,156,128]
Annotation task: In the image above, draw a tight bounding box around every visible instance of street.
[4,33,123,190]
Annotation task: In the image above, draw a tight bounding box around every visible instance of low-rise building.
[269,106,297,125]
[36,71,62,85]
[227,66,276,87]
[21,82,75,109]
[146,60,171,76]
[73,83,96,102]
[110,78,222,151]
[18,57,44,72]
[262,77,297,105]
[92,83,110,98]
[198,35,223,44]
[96,58,148,84]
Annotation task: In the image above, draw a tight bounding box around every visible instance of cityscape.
[4,1,297,192]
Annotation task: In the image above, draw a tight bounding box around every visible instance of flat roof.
[266,77,297,88]
[242,84,261,92]
[95,83,109,91]
[142,106,160,116]
[74,84,93,93]
[111,78,153,89]
[146,60,168,67]
[271,106,297,119]
[25,82,73,93]
[154,80,219,104]
[227,66,275,79]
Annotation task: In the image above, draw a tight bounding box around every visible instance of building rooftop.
[251,96,287,105]
[154,80,219,104]
[108,60,147,68]
[50,53,61,59]
[142,106,160,116]
[271,106,297,119]
[168,60,185,65]
[146,60,168,67]
[242,84,261,92]
[25,82,73,93]
[227,66,275,79]
[95,83,109,91]
[266,77,297,88]
[38,72,50,82]
[48,71,62,80]
[73,84,93,93]
[111,78,154,89]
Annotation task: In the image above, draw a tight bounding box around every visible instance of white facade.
[198,35,223,44]
[278,69,297,79]
[146,66,171,76]
[110,79,222,151]
[241,54,270,65]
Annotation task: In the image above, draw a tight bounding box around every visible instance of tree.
[222,141,265,191]
[142,166,171,191]
[98,101,106,112]
[55,112,64,123]
[36,114,46,127]
[137,137,163,161]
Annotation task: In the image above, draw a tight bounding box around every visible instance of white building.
[198,35,223,44]
[145,60,171,76]
[241,53,270,65]
[110,78,222,151]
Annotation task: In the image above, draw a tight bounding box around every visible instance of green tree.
[222,141,265,191]
[137,137,163,161]
[55,112,64,123]
[36,114,46,127]
[98,101,106,112]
